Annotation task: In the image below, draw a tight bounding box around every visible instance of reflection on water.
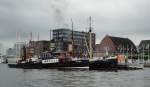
[0,64,150,87]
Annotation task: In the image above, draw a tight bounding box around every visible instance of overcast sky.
[0,0,150,50]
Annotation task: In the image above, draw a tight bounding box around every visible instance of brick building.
[94,35,137,57]
[26,40,50,58]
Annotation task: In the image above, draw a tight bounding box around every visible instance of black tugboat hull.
[8,63,43,69]
[8,60,89,69]
[89,59,118,70]
[89,59,142,70]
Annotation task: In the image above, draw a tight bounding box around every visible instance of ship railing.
[72,57,89,61]
[89,57,103,61]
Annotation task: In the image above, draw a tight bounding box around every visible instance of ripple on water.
[0,64,150,87]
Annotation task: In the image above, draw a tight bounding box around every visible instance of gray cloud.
[0,0,150,50]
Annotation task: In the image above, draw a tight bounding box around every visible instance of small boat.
[144,63,150,67]
[144,59,150,67]
[126,59,144,69]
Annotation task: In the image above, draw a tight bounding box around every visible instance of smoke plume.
[50,0,69,28]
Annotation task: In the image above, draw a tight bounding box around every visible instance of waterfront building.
[14,42,25,57]
[94,35,137,57]
[0,43,3,58]
[26,40,50,58]
[139,40,150,60]
[139,40,150,51]
[52,28,96,57]
[6,48,15,56]
[0,43,2,55]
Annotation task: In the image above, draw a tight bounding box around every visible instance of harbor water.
[0,64,150,87]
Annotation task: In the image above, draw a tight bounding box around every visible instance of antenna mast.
[37,33,39,41]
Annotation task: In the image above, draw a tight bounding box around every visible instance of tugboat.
[89,49,143,70]
[8,47,89,69]
[86,17,117,70]
[8,19,89,69]
[87,17,143,70]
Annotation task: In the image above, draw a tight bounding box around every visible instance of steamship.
[8,45,89,69]
[8,19,90,69]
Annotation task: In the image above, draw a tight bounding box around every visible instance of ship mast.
[148,44,150,62]
[49,28,52,51]
[89,16,93,59]
[71,19,74,57]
